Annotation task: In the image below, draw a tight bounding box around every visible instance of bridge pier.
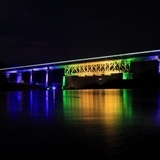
[62,76,66,89]
[17,72,22,83]
[45,69,49,87]
[30,71,33,84]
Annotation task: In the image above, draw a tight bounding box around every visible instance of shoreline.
[66,78,160,90]
[1,78,160,91]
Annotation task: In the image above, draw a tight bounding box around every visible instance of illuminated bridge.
[0,49,160,89]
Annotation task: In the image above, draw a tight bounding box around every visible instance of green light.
[62,76,66,89]
[122,89,132,118]
[123,73,133,80]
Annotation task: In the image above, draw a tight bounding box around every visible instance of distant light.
[46,86,56,91]
[52,86,56,90]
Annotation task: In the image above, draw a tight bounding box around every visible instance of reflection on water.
[62,89,134,153]
[63,89,133,124]
[2,89,160,159]
[4,89,160,130]
[156,92,160,125]
[6,90,56,119]
[5,89,160,129]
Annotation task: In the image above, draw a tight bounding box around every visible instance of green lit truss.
[64,54,160,77]
[64,57,140,77]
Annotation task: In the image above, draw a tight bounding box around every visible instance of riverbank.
[82,78,160,89]
[1,76,160,91]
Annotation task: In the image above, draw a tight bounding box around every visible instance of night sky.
[0,0,160,66]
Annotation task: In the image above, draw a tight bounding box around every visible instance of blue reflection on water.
[30,91,33,115]
[45,91,49,117]
[6,90,57,121]
[155,91,160,125]
[6,91,23,117]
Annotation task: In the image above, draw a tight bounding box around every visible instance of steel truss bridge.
[0,49,160,88]
[65,60,130,76]
[64,55,159,77]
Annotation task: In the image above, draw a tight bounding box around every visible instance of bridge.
[0,49,160,89]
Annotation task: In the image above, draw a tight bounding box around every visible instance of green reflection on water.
[122,89,132,118]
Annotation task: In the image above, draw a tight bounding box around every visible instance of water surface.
[0,89,160,159]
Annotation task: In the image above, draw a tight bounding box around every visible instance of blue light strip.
[0,49,160,72]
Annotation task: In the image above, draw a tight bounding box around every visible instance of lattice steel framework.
[64,55,159,76]
[64,60,131,76]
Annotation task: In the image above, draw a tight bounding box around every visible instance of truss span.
[64,60,130,76]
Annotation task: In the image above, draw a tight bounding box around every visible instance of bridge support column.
[45,70,49,87]
[62,76,66,89]
[17,72,22,83]
[30,71,33,84]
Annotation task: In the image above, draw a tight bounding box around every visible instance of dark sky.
[0,0,160,66]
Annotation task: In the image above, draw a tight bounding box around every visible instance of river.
[0,89,160,159]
